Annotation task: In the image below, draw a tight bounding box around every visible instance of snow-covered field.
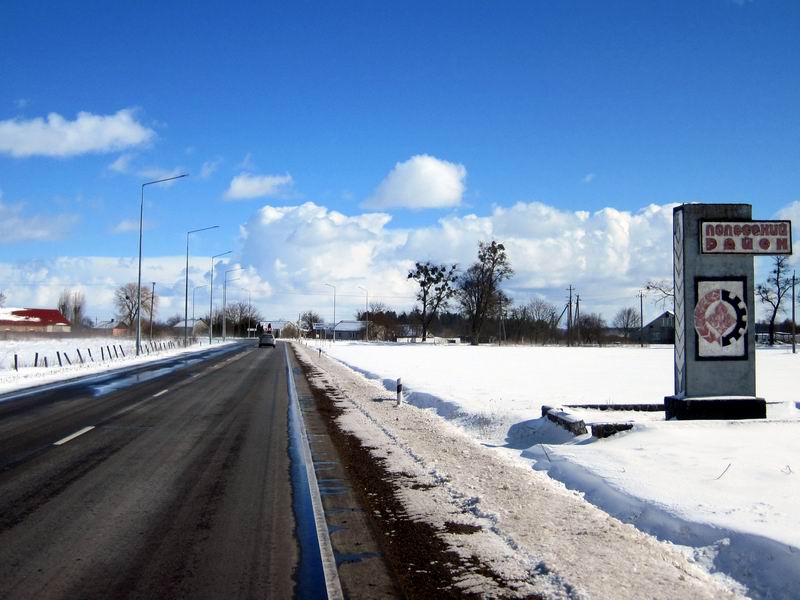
[318,341,800,599]
[0,337,232,396]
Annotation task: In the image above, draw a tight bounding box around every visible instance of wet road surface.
[0,341,298,599]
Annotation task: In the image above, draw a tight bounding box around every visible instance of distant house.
[0,307,71,333]
[172,318,208,335]
[638,311,675,344]
[317,320,367,341]
[94,318,130,336]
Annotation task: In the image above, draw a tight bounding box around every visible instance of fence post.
[57,352,63,367]
[101,347,105,361]
[14,354,18,371]
[113,346,119,359]
[34,352,39,367]
[88,348,94,362]
[396,377,403,407]
[77,349,84,364]
[64,353,72,365]
[44,356,48,367]
[119,345,125,358]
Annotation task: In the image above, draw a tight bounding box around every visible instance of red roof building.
[0,308,72,333]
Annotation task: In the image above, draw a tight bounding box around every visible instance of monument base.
[664,395,766,420]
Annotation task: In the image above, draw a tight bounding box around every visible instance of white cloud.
[238,152,255,170]
[239,200,680,321]
[225,172,293,200]
[0,109,155,158]
[108,153,135,173]
[364,154,467,209]
[583,173,596,184]
[200,158,222,179]
[14,98,28,109]
[111,219,149,234]
[0,255,273,320]
[0,192,79,243]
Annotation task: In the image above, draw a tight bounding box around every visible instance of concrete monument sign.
[666,204,792,420]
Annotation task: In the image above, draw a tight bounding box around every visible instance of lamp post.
[323,283,336,342]
[358,285,369,342]
[210,251,232,344]
[150,281,156,343]
[223,267,243,341]
[184,225,219,347]
[136,173,188,356]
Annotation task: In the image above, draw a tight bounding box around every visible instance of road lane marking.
[153,389,169,398]
[53,426,95,446]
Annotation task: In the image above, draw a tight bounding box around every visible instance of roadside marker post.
[396,378,403,407]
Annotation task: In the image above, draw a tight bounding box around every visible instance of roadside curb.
[284,344,344,600]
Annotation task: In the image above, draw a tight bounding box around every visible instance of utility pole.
[566,285,574,347]
[793,271,796,354]
[150,282,156,343]
[574,294,580,344]
[639,290,645,347]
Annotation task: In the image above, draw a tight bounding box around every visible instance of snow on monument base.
[664,395,766,420]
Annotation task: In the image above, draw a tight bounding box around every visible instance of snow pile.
[0,337,232,396]
[294,342,743,599]
[319,341,800,598]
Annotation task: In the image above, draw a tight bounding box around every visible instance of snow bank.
[320,341,800,598]
[0,337,232,396]
[295,342,743,599]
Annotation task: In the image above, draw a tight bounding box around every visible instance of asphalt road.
[0,341,298,599]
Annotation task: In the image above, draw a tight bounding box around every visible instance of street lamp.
[357,285,369,342]
[184,225,219,346]
[192,284,208,325]
[136,172,188,356]
[323,283,336,342]
[150,281,156,344]
[210,250,232,344]
[223,266,243,341]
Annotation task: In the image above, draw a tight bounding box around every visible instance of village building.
[638,310,675,344]
[0,307,72,333]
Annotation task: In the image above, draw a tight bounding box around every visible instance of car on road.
[259,333,276,348]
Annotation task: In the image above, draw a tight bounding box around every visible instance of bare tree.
[408,261,459,341]
[645,279,674,309]
[114,283,154,330]
[528,298,559,344]
[757,255,793,345]
[613,306,640,341]
[281,322,299,338]
[224,301,263,337]
[299,310,322,335]
[70,290,86,329]
[57,289,72,320]
[577,313,607,346]
[458,241,513,345]
[0,290,6,307]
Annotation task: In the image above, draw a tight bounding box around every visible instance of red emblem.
[694,288,747,346]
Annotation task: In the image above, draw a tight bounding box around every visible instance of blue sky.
[1,1,799,321]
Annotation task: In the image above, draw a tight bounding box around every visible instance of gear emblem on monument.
[693,279,748,359]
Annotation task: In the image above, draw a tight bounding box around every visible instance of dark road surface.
[0,342,298,599]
